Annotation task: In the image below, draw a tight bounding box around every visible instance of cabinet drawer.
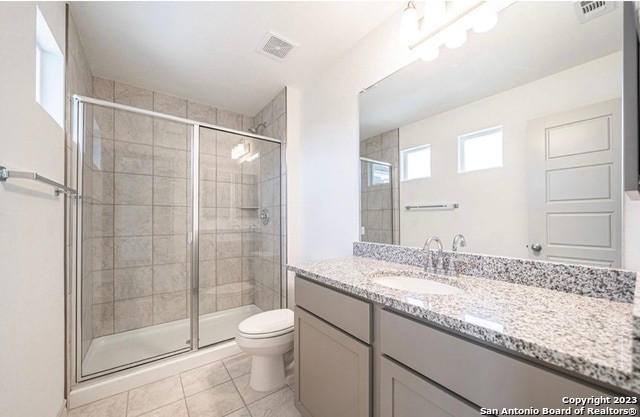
[381,356,481,417]
[294,306,371,417]
[295,275,371,343]
[380,308,623,409]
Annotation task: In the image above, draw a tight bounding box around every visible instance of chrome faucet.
[452,234,466,252]
[422,236,444,274]
[448,234,467,276]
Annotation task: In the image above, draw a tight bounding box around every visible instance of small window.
[36,6,64,127]
[368,162,390,186]
[401,144,431,181]
[458,126,503,173]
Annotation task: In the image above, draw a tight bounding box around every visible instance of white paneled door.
[527,99,621,267]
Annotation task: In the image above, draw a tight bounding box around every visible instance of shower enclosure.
[72,96,283,381]
[360,157,394,244]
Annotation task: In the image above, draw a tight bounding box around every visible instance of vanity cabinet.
[380,356,479,417]
[294,276,372,417]
[380,308,634,412]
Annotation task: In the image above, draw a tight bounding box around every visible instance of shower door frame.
[70,95,284,386]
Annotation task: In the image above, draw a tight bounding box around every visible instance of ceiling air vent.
[257,32,297,60]
[574,1,616,23]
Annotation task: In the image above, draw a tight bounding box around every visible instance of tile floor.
[66,353,300,417]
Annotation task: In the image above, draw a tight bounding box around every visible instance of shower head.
[248,122,267,134]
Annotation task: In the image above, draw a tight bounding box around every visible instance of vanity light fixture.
[400,0,513,61]
[231,142,250,160]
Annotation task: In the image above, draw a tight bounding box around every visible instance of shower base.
[82,304,261,376]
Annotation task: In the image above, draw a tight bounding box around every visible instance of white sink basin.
[373,276,463,295]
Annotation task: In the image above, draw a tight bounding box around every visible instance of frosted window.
[458,126,503,173]
[36,7,64,127]
[401,145,431,181]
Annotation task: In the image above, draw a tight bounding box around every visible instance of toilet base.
[249,353,286,392]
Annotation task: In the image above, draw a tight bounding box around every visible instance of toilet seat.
[238,309,294,339]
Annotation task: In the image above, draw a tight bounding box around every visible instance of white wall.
[399,53,622,258]
[293,5,413,262]
[0,3,67,416]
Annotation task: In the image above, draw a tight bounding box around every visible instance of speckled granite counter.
[289,255,639,394]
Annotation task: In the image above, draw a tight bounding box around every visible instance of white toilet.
[235,308,294,392]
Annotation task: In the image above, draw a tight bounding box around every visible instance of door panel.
[546,116,611,158]
[527,99,621,267]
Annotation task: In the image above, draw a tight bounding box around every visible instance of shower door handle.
[187,232,193,245]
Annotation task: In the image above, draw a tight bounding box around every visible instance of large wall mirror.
[359,1,633,268]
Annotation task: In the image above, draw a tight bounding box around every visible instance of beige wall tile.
[200,154,217,181]
[153,235,186,265]
[115,111,153,145]
[153,206,187,235]
[92,106,115,141]
[114,266,153,300]
[93,77,114,102]
[199,259,216,288]
[92,204,114,238]
[272,89,286,120]
[115,82,153,110]
[153,92,187,117]
[154,119,188,150]
[114,296,153,333]
[199,127,217,155]
[198,286,217,315]
[199,181,217,208]
[187,101,217,125]
[153,263,187,294]
[154,177,187,206]
[92,171,114,204]
[216,258,241,285]
[114,142,153,175]
[91,138,115,172]
[200,207,218,232]
[114,236,153,268]
[92,237,114,271]
[217,233,242,259]
[217,109,242,130]
[216,283,242,311]
[153,291,187,324]
[199,233,217,261]
[154,147,187,178]
[114,205,152,236]
[92,303,114,337]
[93,270,114,303]
[115,173,152,205]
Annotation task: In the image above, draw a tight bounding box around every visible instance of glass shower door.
[78,101,193,378]
[197,126,282,348]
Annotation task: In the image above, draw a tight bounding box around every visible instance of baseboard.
[56,399,67,417]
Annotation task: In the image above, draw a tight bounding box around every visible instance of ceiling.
[359,2,623,139]
[69,1,401,117]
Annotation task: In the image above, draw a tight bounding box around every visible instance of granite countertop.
[288,256,638,394]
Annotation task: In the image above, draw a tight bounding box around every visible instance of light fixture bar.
[408,1,486,51]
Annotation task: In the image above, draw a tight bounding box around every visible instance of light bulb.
[444,30,467,49]
[472,12,498,33]
[399,2,419,47]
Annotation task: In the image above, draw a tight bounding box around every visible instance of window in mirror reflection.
[458,126,503,173]
[369,163,390,186]
[401,144,431,181]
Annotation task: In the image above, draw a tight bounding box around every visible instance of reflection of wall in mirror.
[360,129,399,245]
[399,52,622,259]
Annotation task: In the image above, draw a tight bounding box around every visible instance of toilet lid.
[238,309,294,336]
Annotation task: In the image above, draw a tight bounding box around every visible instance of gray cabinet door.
[380,356,481,417]
[294,306,371,417]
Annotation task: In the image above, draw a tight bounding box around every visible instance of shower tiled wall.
[252,89,286,311]
[85,79,286,338]
[360,128,399,244]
